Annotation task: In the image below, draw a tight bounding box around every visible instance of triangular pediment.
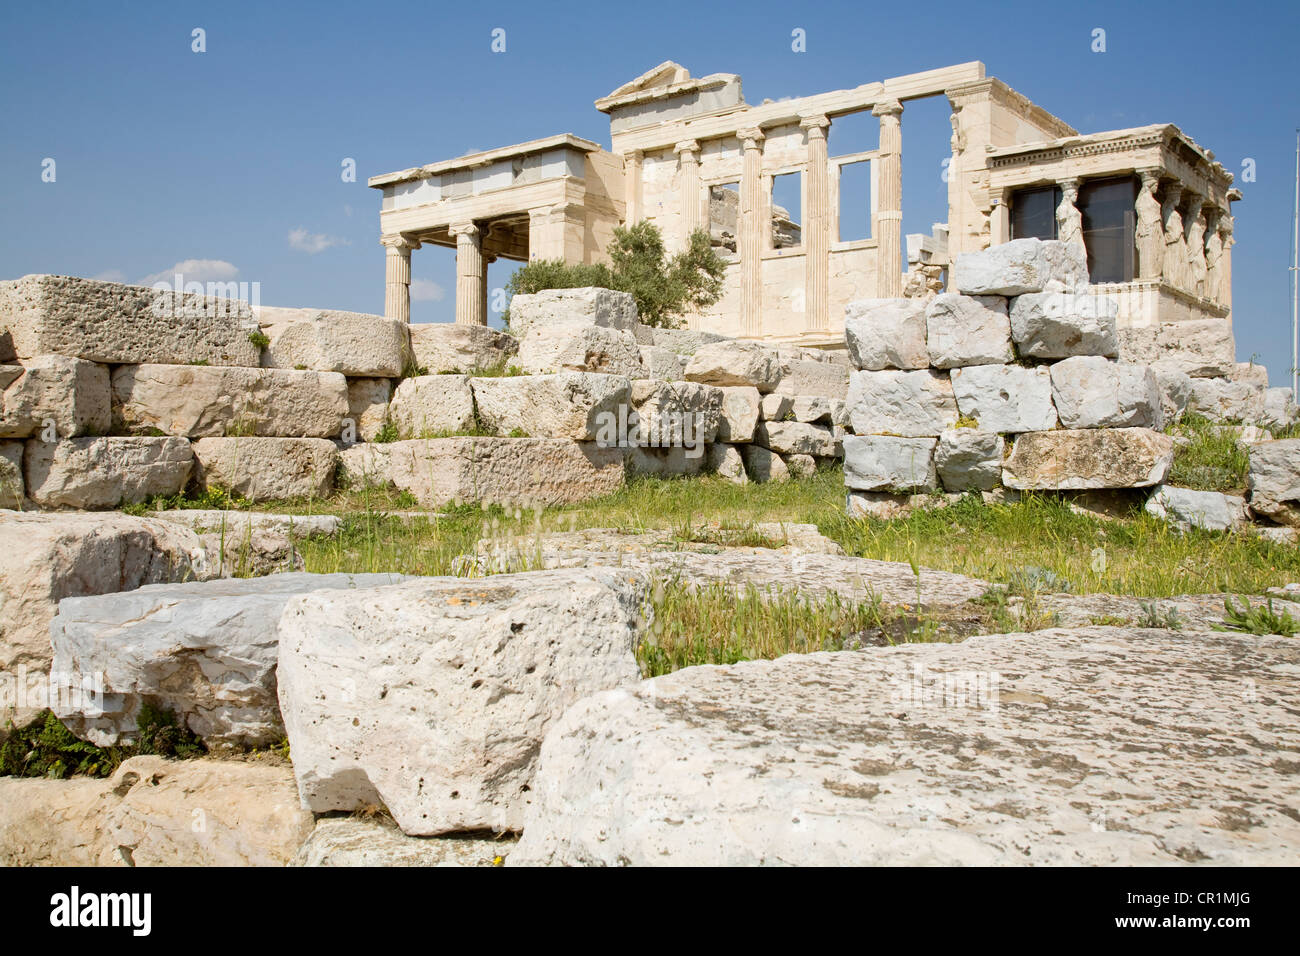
[603,61,691,100]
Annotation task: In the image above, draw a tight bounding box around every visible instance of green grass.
[1166,413,1252,493]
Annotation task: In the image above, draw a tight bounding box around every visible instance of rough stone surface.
[0,355,110,438]
[408,322,517,374]
[1010,291,1119,359]
[25,437,193,508]
[507,287,638,339]
[755,421,837,457]
[1247,439,1300,527]
[629,380,722,445]
[650,327,729,356]
[1263,387,1299,427]
[626,445,709,477]
[471,372,630,440]
[1117,319,1237,378]
[387,374,476,439]
[516,324,647,378]
[0,511,208,730]
[843,299,929,371]
[0,442,22,508]
[512,626,1300,866]
[843,435,938,492]
[739,444,789,483]
[111,364,349,438]
[0,275,262,366]
[387,437,625,507]
[950,364,1057,433]
[277,568,647,835]
[707,443,748,484]
[716,386,760,443]
[1153,366,1194,424]
[337,442,392,489]
[1144,485,1248,533]
[845,369,957,437]
[638,344,685,381]
[191,437,337,501]
[1049,356,1162,429]
[346,378,391,443]
[924,294,1013,368]
[783,453,817,478]
[790,396,836,424]
[1003,428,1174,490]
[951,238,1089,296]
[760,393,793,421]
[148,510,342,538]
[935,429,1004,492]
[684,340,780,392]
[1188,377,1266,424]
[293,817,510,867]
[263,310,408,377]
[773,358,850,399]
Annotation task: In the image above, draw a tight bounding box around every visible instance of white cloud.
[410,278,446,302]
[288,227,349,253]
[138,259,239,286]
[91,269,126,283]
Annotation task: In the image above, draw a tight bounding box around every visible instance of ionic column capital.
[871,98,903,118]
[380,233,420,251]
[799,114,830,136]
[449,222,480,240]
[674,139,700,157]
[738,127,765,149]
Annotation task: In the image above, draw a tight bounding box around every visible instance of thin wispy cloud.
[289,228,349,253]
[139,259,239,286]
[410,278,446,302]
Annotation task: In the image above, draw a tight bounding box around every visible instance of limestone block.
[191,437,337,501]
[24,437,193,508]
[147,509,342,539]
[1010,291,1119,358]
[51,572,407,750]
[1187,377,1267,424]
[716,386,760,443]
[1002,428,1174,490]
[950,364,1057,434]
[843,298,928,370]
[0,512,208,731]
[1263,387,1299,428]
[408,323,517,374]
[951,238,1088,296]
[773,358,850,399]
[337,442,393,490]
[346,378,391,442]
[1153,366,1194,425]
[111,365,349,438]
[276,568,646,835]
[650,327,729,356]
[386,375,476,439]
[293,817,507,867]
[0,441,21,508]
[783,453,817,478]
[1247,439,1300,527]
[843,435,938,492]
[263,310,408,377]
[935,429,1004,492]
[629,380,721,446]
[516,324,647,378]
[638,345,685,381]
[706,443,748,484]
[791,396,836,424]
[755,421,837,457]
[0,274,261,366]
[0,355,110,438]
[845,369,958,437]
[1229,363,1270,388]
[684,341,780,392]
[1144,485,1248,533]
[510,627,1300,866]
[1117,319,1236,378]
[738,444,790,483]
[1049,356,1162,429]
[387,437,624,507]
[760,393,793,421]
[507,287,638,339]
[925,293,1013,368]
[626,445,709,477]
[471,372,630,440]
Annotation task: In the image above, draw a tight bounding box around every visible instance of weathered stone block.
[773,358,850,399]
[629,380,721,447]
[843,435,938,492]
[925,293,1013,368]
[1153,366,1194,425]
[191,437,337,501]
[0,442,21,508]
[755,421,837,457]
[1010,290,1119,358]
[1049,356,1162,429]
[949,364,1056,434]
[346,378,391,442]
[471,372,630,440]
[843,299,929,371]
[0,355,110,438]
[24,437,193,508]
[626,445,709,477]
[707,443,748,484]
[651,327,729,356]
[951,238,1088,296]
[1263,387,1299,428]
[783,453,817,478]
[263,310,408,377]
[935,429,1004,492]
[1187,377,1266,424]
[507,287,638,339]
[738,443,790,483]
[408,323,517,374]
[684,340,780,392]
[760,393,793,421]
[845,369,958,437]
[386,374,476,439]
[1144,485,1247,533]
[1002,428,1174,490]
[1117,319,1236,378]
[516,324,647,378]
[716,386,760,443]
[1247,439,1300,527]
[638,345,685,381]
[791,395,836,424]
[336,442,392,490]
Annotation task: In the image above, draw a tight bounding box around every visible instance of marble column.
[1161,183,1186,290]
[1183,193,1207,297]
[739,127,765,337]
[675,140,702,245]
[450,223,485,326]
[872,99,904,298]
[1135,169,1164,280]
[800,114,831,334]
[381,234,417,323]
[1056,178,1083,248]
[624,150,643,225]
[1216,213,1234,308]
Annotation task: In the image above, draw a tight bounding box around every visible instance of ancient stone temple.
[370,60,1238,363]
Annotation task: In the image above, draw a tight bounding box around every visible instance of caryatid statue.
[1056,179,1084,247]
[1204,206,1224,303]
[1184,193,1207,297]
[1161,183,1186,289]
[1212,213,1234,303]
[1135,170,1164,280]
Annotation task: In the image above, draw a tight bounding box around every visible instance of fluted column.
[381,234,417,323]
[624,150,643,225]
[872,99,904,298]
[450,223,485,326]
[739,127,765,337]
[675,140,701,245]
[1216,213,1234,308]
[1135,169,1164,280]
[801,114,831,334]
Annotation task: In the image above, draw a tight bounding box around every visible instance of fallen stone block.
[1002,428,1174,490]
[1263,387,1299,427]
[739,444,789,483]
[24,436,193,508]
[111,364,349,438]
[507,287,638,339]
[408,323,517,374]
[1153,366,1194,425]
[277,567,647,835]
[510,626,1300,866]
[845,369,957,437]
[1010,290,1119,358]
[951,238,1088,296]
[263,310,408,377]
[935,429,1004,492]
[516,324,647,378]
[707,443,748,484]
[1187,377,1267,424]
[471,372,630,440]
[684,340,780,392]
[191,437,337,501]
[1145,485,1247,533]
[1117,319,1236,378]
[1049,356,1162,429]
[148,510,342,538]
[925,293,1013,368]
[755,421,837,457]
[51,572,407,750]
[629,380,721,446]
[950,364,1057,433]
[0,355,110,438]
[0,442,22,508]
[783,453,816,478]
[387,437,624,507]
[843,435,938,492]
[386,374,476,439]
[760,393,793,421]
[650,326,729,356]
[345,378,391,443]
[716,386,760,442]
[638,344,685,381]
[1247,439,1300,527]
[843,299,928,370]
[293,817,509,867]
[773,357,850,399]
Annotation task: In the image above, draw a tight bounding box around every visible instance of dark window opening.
[1010,185,1060,241]
[1079,176,1137,283]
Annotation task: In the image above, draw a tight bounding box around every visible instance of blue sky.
[1,0,1297,382]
